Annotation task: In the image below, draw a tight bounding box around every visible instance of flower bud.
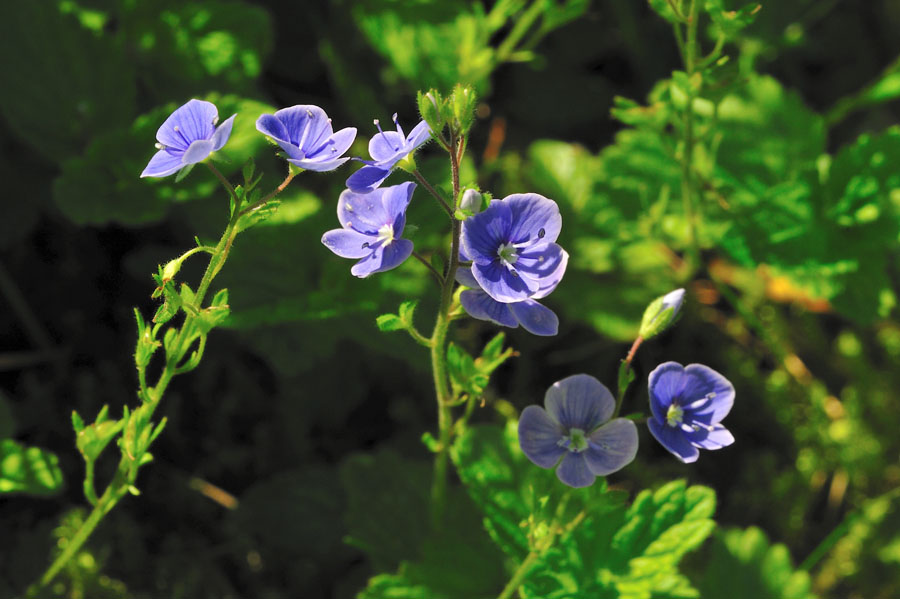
[459,188,484,215]
[638,288,685,339]
[417,89,444,135]
[449,84,477,135]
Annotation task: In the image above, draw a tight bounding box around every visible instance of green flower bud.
[638,288,685,339]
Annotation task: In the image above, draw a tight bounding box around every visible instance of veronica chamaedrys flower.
[345,114,431,193]
[455,266,561,336]
[519,375,639,488]
[461,194,568,304]
[255,105,356,172]
[321,182,415,278]
[647,362,735,463]
[141,99,236,178]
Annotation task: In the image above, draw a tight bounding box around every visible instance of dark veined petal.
[274,105,333,150]
[255,112,290,143]
[685,423,734,450]
[350,238,413,278]
[140,149,184,178]
[505,193,562,245]
[555,453,595,488]
[455,266,480,289]
[471,260,539,303]
[405,120,432,149]
[544,374,614,431]
[680,364,735,425]
[346,165,392,194]
[368,129,407,164]
[518,405,566,468]
[337,188,391,234]
[461,200,513,264]
[459,289,518,328]
[156,99,218,150]
[583,419,638,476]
[321,228,376,259]
[182,138,215,165]
[648,417,699,463]
[531,248,569,300]
[515,243,567,284]
[210,114,236,151]
[382,181,415,235]
[648,362,687,423]
[306,126,357,161]
[509,299,558,336]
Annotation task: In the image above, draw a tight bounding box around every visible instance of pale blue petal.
[140,149,184,178]
[515,243,567,284]
[406,119,432,149]
[555,453,595,488]
[681,364,735,425]
[368,130,406,164]
[291,156,350,172]
[337,188,391,234]
[584,419,638,476]
[346,165,392,193]
[156,99,217,150]
[544,374,614,431]
[506,193,562,244]
[210,114,236,151]
[648,417,699,463]
[455,266,479,288]
[509,300,558,336]
[531,248,569,299]
[182,138,215,165]
[518,405,566,468]
[685,423,734,450]
[461,200,512,263]
[321,228,376,259]
[274,105,332,150]
[460,289,518,328]
[383,181,415,234]
[472,261,539,303]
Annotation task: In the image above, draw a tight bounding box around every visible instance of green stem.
[680,0,701,272]
[495,0,545,64]
[413,169,453,216]
[412,250,443,286]
[430,135,464,527]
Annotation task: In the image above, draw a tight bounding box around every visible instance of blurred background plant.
[0,1,899,598]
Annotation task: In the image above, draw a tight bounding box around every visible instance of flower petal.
[210,114,236,151]
[584,419,638,476]
[544,374,614,431]
[506,193,562,244]
[368,129,406,164]
[140,149,184,178]
[460,289,518,328]
[337,188,391,234]
[455,266,480,288]
[346,165,392,194]
[292,156,351,172]
[681,364,735,425]
[648,362,686,424]
[156,99,218,150]
[509,299,558,336]
[515,243,567,284]
[555,453,596,488]
[350,239,413,278]
[274,105,333,150]
[518,405,566,468]
[685,423,734,450]
[382,181,415,234]
[472,260,539,303]
[182,138,215,165]
[461,200,513,264]
[405,119,432,149]
[321,228,376,259]
[531,248,569,300]
[648,417,699,463]
[307,126,357,160]
[255,112,290,143]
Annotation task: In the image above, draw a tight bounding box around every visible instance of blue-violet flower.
[519,374,639,487]
[256,105,357,172]
[141,99,235,178]
[321,182,416,278]
[455,266,561,336]
[461,193,568,303]
[346,114,431,193]
[647,362,735,463]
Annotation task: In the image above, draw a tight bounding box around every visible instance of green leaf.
[376,313,406,332]
[705,1,762,39]
[0,439,64,496]
[698,527,816,599]
[648,0,682,24]
[75,405,125,464]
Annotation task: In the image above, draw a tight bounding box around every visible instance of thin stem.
[680,0,702,271]
[206,162,239,209]
[614,336,644,418]
[239,170,297,217]
[495,0,545,64]
[412,250,443,286]
[413,169,453,216]
[625,336,643,366]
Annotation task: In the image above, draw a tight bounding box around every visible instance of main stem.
[32,167,292,593]
[429,135,463,527]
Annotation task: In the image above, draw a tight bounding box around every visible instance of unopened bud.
[638,288,686,339]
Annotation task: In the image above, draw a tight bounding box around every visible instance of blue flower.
[256,105,357,172]
[321,182,416,278]
[346,114,431,193]
[519,374,639,488]
[141,99,236,178]
[461,193,568,303]
[647,362,735,463]
[455,266,561,336]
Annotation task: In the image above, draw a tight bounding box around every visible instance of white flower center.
[666,403,684,427]
[497,242,518,265]
[377,223,395,245]
[557,427,589,453]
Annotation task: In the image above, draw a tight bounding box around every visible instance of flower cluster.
[346,114,431,193]
[519,375,638,487]
[457,194,568,336]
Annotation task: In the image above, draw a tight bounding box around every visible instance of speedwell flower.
[647,362,735,463]
[141,99,235,178]
[461,193,568,304]
[255,105,356,172]
[455,266,560,336]
[321,182,415,278]
[519,374,639,488]
[346,114,431,193]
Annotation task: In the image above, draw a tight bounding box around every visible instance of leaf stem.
[413,169,453,216]
[412,250,443,286]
